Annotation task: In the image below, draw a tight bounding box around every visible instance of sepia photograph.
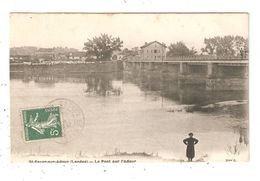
[10,13,249,163]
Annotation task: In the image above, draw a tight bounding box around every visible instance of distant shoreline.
[10,61,123,74]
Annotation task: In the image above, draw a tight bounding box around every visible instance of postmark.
[48,98,85,144]
[21,106,63,141]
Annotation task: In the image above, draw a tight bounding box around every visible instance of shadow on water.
[123,71,248,106]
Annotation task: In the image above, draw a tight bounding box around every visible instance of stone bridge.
[123,58,248,90]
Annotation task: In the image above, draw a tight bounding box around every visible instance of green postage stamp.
[21,106,63,141]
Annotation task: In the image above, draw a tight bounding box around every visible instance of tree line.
[83,34,248,61]
[11,34,248,61]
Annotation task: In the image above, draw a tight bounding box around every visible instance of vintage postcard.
[10,13,249,163]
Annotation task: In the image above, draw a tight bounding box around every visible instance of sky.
[10,13,248,51]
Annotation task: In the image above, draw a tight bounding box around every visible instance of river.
[10,71,249,162]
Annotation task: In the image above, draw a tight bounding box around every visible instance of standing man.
[183,133,199,162]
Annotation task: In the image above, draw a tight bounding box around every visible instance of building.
[68,51,87,62]
[35,48,55,62]
[140,41,167,61]
[131,47,142,55]
[10,55,33,63]
[111,50,124,61]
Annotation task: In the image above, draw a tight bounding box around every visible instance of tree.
[189,47,198,55]
[83,34,123,61]
[167,41,197,57]
[201,37,219,55]
[122,48,138,57]
[201,35,248,57]
[234,35,249,57]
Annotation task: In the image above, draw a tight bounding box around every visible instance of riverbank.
[10,61,123,74]
[12,148,249,162]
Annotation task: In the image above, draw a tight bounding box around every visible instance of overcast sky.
[10,13,248,51]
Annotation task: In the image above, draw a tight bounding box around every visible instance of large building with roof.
[140,41,167,61]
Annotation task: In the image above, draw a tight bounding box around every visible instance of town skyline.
[10,13,248,52]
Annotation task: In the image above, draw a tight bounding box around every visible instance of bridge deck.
[126,59,248,64]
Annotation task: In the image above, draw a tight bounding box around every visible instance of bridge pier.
[161,62,168,73]
[140,62,144,70]
[206,78,248,91]
[206,63,248,90]
[134,62,138,69]
[148,62,154,70]
[138,62,141,69]
[179,62,188,75]
[207,62,218,78]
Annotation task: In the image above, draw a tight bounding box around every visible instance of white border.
[1,0,260,181]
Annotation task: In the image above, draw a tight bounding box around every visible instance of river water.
[10,71,249,162]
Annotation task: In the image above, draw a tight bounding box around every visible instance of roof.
[69,51,86,57]
[38,48,53,52]
[140,41,167,49]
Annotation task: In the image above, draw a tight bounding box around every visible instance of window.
[154,50,157,53]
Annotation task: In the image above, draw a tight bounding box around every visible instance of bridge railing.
[166,55,247,61]
[127,55,248,62]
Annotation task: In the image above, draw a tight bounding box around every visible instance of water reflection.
[11,71,247,106]
[84,73,122,96]
[123,71,247,106]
